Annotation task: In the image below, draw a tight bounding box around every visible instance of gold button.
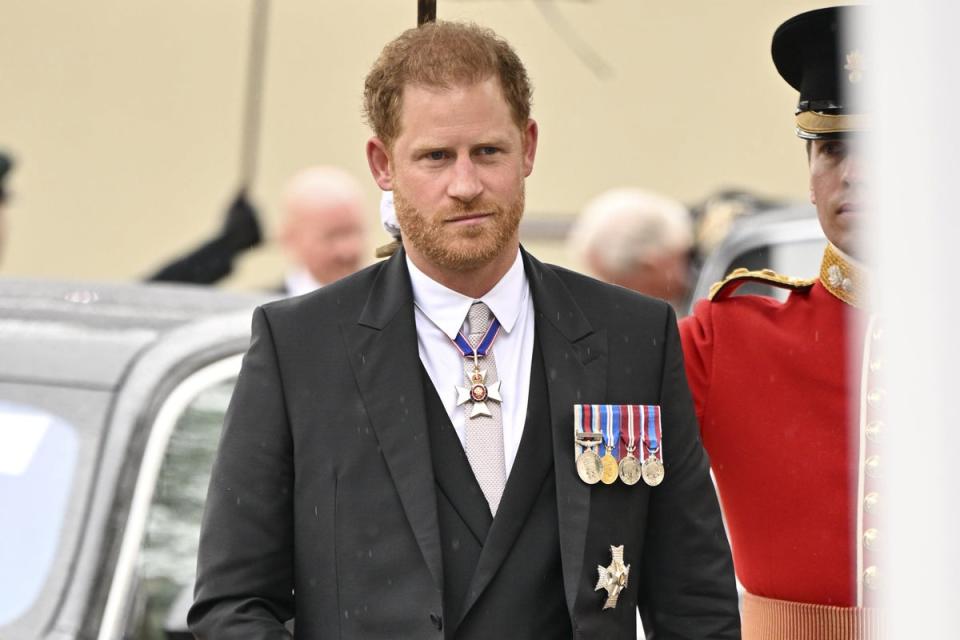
[864,566,879,590]
[865,420,883,442]
[867,389,885,407]
[872,327,884,341]
[865,455,881,478]
[864,492,879,513]
[869,359,884,373]
[863,528,878,549]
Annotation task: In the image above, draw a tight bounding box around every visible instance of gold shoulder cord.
[708,267,815,301]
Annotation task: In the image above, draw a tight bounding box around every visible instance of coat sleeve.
[188,306,296,639]
[678,299,716,434]
[637,306,740,639]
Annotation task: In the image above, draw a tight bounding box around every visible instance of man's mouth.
[838,203,859,214]
[446,212,492,223]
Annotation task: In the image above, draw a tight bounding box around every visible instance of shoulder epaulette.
[708,268,816,301]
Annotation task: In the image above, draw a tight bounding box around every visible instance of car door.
[96,354,243,640]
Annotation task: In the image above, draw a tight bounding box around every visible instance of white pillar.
[867,1,960,635]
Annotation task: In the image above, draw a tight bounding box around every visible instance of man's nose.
[843,149,863,186]
[447,156,483,202]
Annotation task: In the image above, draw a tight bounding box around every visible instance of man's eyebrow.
[408,136,514,155]
[474,134,515,147]
[409,141,448,154]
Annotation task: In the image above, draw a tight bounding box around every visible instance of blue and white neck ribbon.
[453,316,503,418]
[452,317,502,361]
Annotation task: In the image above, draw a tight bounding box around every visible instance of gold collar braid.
[819,243,868,308]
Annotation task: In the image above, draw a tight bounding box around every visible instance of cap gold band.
[796,111,866,135]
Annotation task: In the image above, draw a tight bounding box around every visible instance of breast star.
[595,545,630,610]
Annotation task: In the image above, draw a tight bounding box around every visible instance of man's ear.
[366,137,394,190]
[522,119,539,177]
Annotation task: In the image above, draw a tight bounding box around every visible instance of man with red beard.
[680,6,881,638]
[191,20,739,640]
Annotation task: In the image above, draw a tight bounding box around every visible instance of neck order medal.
[456,353,502,418]
[453,316,503,418]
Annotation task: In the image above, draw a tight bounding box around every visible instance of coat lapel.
[524,250,607,614]
[341,250,443,589]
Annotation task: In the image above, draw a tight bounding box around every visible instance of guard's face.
[367,77,537,275]
[809,137,863,257]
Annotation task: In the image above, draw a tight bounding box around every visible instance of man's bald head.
[569,187,693,307]
[280,166,368,285]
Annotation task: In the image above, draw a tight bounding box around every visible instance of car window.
[689,205,827,311]
[0,386,111,640]
[129,376,236,639]
[0,402,79,626]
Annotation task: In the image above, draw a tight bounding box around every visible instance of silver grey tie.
[464,301,506,515]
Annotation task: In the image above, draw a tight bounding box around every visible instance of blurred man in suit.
[278,166,368,295]
[147,166,368,292]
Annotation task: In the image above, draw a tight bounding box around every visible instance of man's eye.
[427,151,447,161]
[477,146,499,156]
[823,141,847,157]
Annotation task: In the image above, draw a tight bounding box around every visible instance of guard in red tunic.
[680,6,884,638]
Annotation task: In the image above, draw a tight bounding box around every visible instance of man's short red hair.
[363,21,533,148]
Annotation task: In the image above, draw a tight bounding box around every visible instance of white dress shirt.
[284,268,324,297]
[407,250,535,476]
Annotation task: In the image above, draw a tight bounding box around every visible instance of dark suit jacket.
[189,248,740,639]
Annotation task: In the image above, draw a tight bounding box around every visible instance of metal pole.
[418,0,436,26]
[238,0,270,192]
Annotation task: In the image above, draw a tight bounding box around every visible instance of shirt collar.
[406,250,528,340]
[285,268,324,296]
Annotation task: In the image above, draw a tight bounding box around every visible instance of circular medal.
[470,383,488,402]
[576,449,603,484]
[618,454,641,486]
[600,453,619,485]
[641,456,665,487]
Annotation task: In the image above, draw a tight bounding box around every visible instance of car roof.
[0,279,269,389]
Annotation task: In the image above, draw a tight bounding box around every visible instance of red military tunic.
[680,244,879,612]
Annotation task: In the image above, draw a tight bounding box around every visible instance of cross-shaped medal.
[456,351,502,418]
